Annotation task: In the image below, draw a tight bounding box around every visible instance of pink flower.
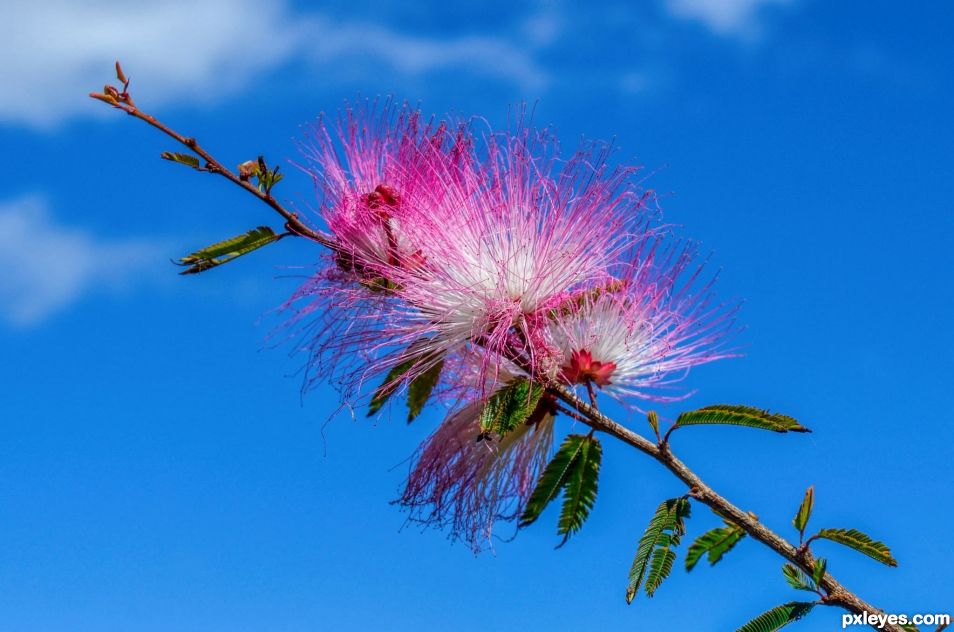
[287,114,659,404]
[363,122,658,392]
[399,387,557,552]
[297,99,466,282]
[542,239,738,403]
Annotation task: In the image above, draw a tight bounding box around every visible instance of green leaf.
[813,528,898,567]
[626,498,691,603]
[161,151,201,169]
[479,378,544,437]
[899,625,921,632]
[793,486,814,539]
[253,156,284,195]
[367,358,415,416]
[674,404,810,433]
[176,226,283,274]
[405,360,444,422]
[647,411,660,439]
[520,434,589,528]
[736,602,816,632]
[782,564,816,593]
[811,558,826,587]
[556,435,601,546]
[685,521,746,571]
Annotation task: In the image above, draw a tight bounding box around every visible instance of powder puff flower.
[297,99,465,282]
[283,102,469,395]
[398,386,557,552]
[542,240,738,403]
[365,123,658,393]
[287,111,659,408]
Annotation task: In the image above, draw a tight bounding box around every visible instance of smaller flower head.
[542,240,738,403]
[299,99,464,282]
[399,377,557,552]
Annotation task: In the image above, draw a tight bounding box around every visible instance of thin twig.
[92,85,337,248]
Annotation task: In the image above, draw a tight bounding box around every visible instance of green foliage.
[479,379,545,437]
[899,625,921,632]
[368,358,415,416]
[556,435,602,546]
[793,486,814,541]
[647,411,660,439]
[253,156,284,195]
[405,360,444,422]
[674,405,810,433]
[736,602,816,632]
[176,226,283,274]
[521,434,588,527]
[626,498,691,603]
[811,558,826,587]
[782,564,816,593]
[367,345,443,420]
[685,520,746,571]
[813,528,897,567]
[161,151,202,169]
[520,434,602,547]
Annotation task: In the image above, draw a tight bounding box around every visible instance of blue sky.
[1,1,952,630]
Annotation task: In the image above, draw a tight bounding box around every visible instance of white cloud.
[664,0,793,38]
[301,16,546,90]
[0,0,546,129]
[0,196,164,326]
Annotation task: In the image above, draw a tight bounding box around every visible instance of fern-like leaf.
[556,435,602,546]
[367,358,416,416]
[685,521,746,571]
[176,226,283,274]
[520,434,589,528]
[626,498,691,603]
[782,564,816,592]
[479,378,544,437]
[811,558,826,587]
[675,404,810,433]
[793,486,814,540]
[736,602,816,632]
[645,546,677,597]
[406,359,444,422]
[813,528,897,566]
[161,151,201,169]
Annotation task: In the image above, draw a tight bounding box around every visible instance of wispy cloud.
[301,16,547,90]
[0,196,164,326]
[663,0,794,38]
[0,0,545,129]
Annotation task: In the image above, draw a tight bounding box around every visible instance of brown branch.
[91,67,904,632]
[91,79,337,249]
[548,383,905,632]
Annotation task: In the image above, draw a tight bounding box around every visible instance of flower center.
[560,349,616,387]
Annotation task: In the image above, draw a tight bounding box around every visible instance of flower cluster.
[285,101,736,551]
